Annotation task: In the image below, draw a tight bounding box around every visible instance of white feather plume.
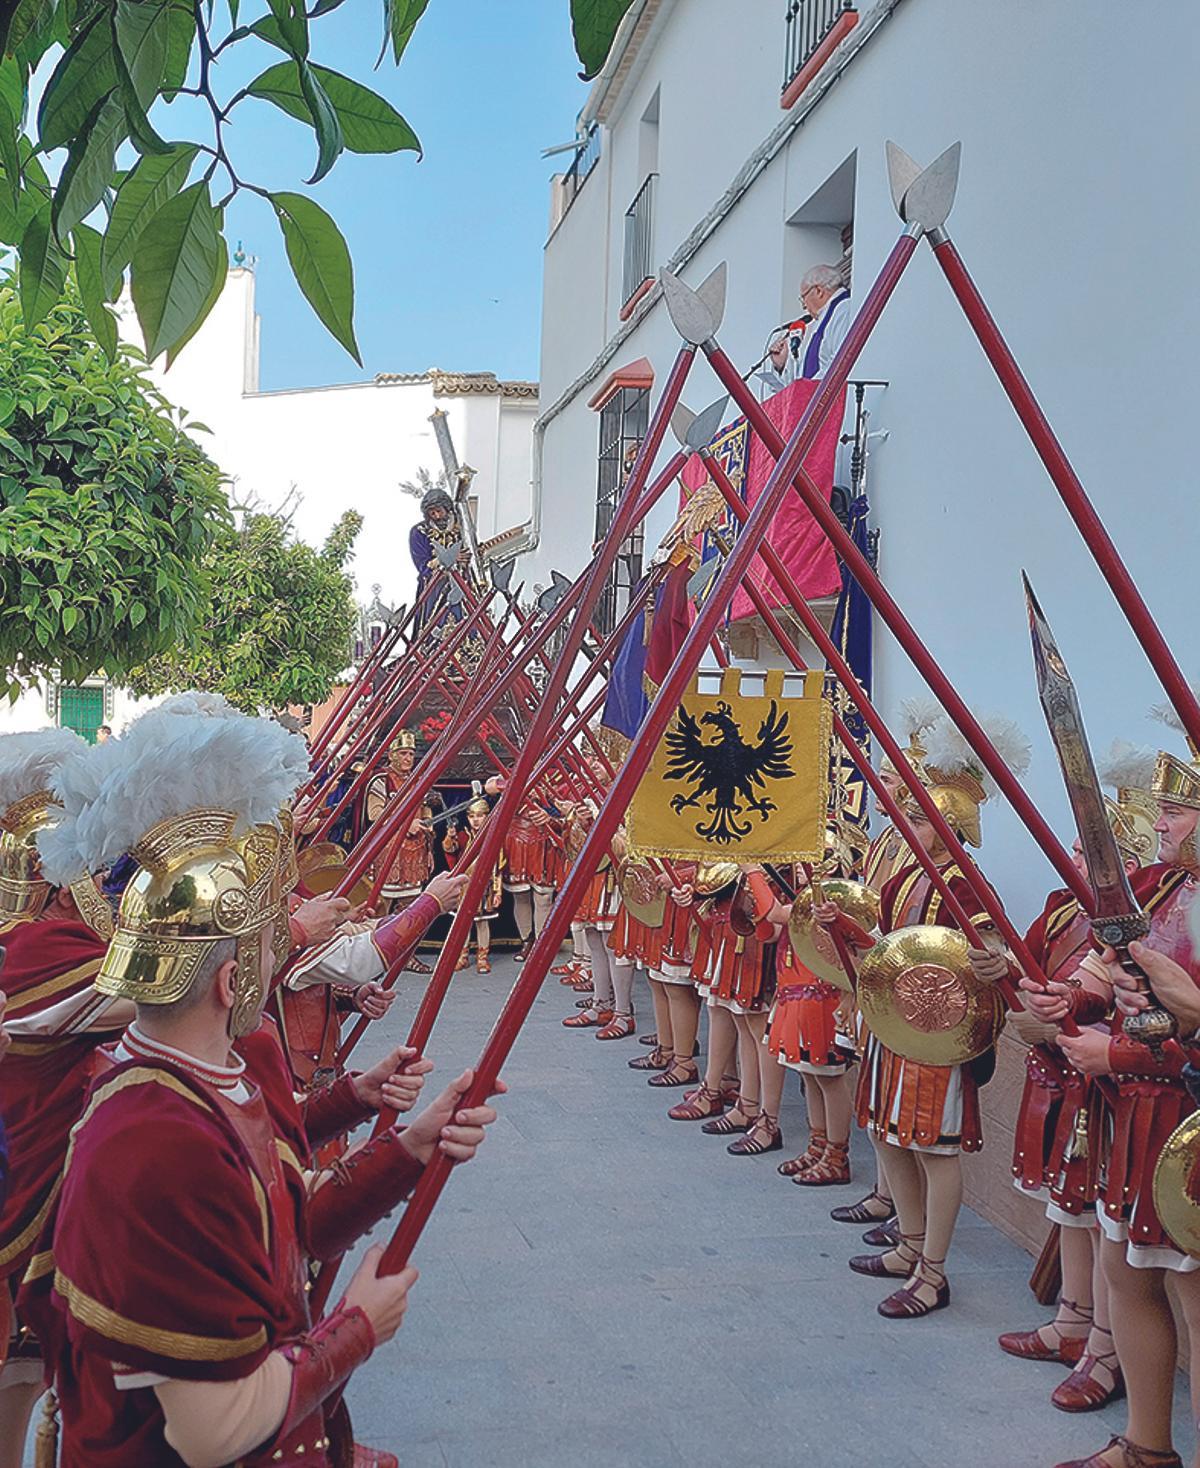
[897,696,944,740]
[0,728,88,814]
[38,711,308,885]
[150,691,241,719]
[921,711,1032,797]
[1098,739,1156,793]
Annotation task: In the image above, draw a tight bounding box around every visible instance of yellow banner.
[628,669,832,863]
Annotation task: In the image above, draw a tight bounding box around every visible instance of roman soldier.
[365,732,442,957]
[842,719,1027,1320]
[503,783,562,962]
[22,705,498,1468]
[992,745,1157,1415]
[0,731,132,1459]
[442,796,504,974]
[1025,717,1200,1468]
[635,861,700,1088]
[561,793,623,1031]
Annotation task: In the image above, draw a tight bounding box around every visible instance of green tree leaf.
[130,179,221,360]
[101,142,197,296]
[246,60,420,155]
[162,3,197,96]
[73,223,118,362]
[269,190,359,364]
[18,205,66,328]
[570,0,635,79]
[266,0,308,59]
[114,0,172,106]
[298,60,343,183]
[37,10,119,152]
[384,0,429,65]
[0,93,21,207]
[166,229,227,368]
[52,91,127,241]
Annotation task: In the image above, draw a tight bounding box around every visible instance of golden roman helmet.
[1151,749,1200,812]
[1097,740,1158,868]
[921,765,988,850]
[0,788,59,922]
[98,810,282,1037]
[467,796,490,819]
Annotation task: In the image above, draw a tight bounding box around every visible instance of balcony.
[782,1,859,109]
[560,125,601,218]
[620,173,656,319]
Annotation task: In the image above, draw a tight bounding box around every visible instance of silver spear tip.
[695,262,727,336]
[660,268,717,346]
[670,403,697,447]
[687,396,729,452]
[901,142,961,233]
[885,141,923,218]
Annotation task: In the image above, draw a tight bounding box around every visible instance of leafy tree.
[126,505,364,712]
[0,1,633,364]
[0,275,227,697]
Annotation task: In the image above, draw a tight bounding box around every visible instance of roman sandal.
[1053,1437,1183,1468]
[862,1217,900,1248]
[638,1032,658,1046]
[727,1112,782,1155]
[475,950,491,974]
[792,1139,850,1187]
[877,1257,951,1320]
[596,1012,636,1040]
[849,1231,923,1280]
[1051,1328,1124,1413]
[628,1046,672,1071]
[647,1059,699,1088]
[831,1189,892,1225]
[999,1299,1091,1364]
[667,1084,725,1121]
[778,1131,827,1178]
[563,1006,614,1029]
[700,1102,758,1136]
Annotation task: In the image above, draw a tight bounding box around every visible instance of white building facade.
[528,0,1200,924]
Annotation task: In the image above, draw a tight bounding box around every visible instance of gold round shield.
[297,841,347,887]
[1153,1110,1200,1260]
[694,860,740,896]
[566,816,610,871]
[856,924,1005,1064]
[619,860,666,929]
[299,860,374,908]
[787,879,880,995]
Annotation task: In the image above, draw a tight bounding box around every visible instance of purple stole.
[801,291,849,379]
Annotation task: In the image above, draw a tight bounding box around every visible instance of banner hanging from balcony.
[678,378,844,616]
[627,668,831,863]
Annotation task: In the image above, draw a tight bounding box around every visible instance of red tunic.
[693,887,776,1013]
[609,905,665,971]
[1100,863,1198,1248]
[0,918,110,1296]
[855,860,994,1152]
[503,806,559,891]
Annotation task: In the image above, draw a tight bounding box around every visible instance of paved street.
[336,955,1194,1468]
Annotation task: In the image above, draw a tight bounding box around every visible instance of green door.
[59,685,105,744]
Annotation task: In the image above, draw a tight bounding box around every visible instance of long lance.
[329,548,674,901]
[695,430,1070,1016]
[300,593,501,846]
[881,142,1200,750]
[308,573,441,762]
[375,168,938,1273]
[684,154,1093,917]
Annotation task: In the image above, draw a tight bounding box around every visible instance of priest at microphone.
[763,263,851,389]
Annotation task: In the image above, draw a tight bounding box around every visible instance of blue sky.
[217,4,590,391]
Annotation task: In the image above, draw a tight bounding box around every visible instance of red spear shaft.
[702,340,1096,915]
[929,235,1200,750]
[376,222,925,1273]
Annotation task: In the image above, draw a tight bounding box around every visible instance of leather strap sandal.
[999,1299,1091,1364]
[638,1032,659,1046]
[831,1188,892,1225]
[1054,1436,1183,1468]
[849,1232,923,1280]
[667,1084,725,1121]
[648,1060,699,1088]
[877,1258,950,1320]
[596,1012,636,1040]
[778,1132,827,1178]
[563,1006,614,1029]
[862,1216,900,1248]
[1051,1331,1124,1414]
[628,1046,672,1071]
[727,1114,783,1155]
[792,1139,850,1187]
[701,1104,758,1136]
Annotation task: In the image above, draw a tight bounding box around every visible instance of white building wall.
[531,0,1200,923]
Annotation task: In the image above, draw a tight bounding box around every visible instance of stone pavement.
[333,956,1194,1468]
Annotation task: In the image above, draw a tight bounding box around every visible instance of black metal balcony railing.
[560,125,601,217]
[783,0,855,89]
[621,173,656,306]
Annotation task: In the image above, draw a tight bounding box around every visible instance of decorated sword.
[1024,573,1177,1047]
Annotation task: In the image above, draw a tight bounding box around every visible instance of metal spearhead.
[1023,573,1176,1045]
[536,582,562,615]
[660,268,718,346]
[551,569,573,598]
[896,142,961,234]
[683,396,729,453]
[695,262,727,336]
[670,403,696,448]
[490,559,514,595]
[445,582,465,608]
[885,141,924,219]
[434,540,462,570]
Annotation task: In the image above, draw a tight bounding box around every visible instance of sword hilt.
[1091,911,1180,1050]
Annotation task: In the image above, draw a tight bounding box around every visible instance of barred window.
[595,386,650,636]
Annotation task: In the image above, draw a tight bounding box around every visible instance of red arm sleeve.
[371,894,441,968]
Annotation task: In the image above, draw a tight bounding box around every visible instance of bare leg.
[570,921,588,961]
[611,955,636,1018]
[703,1005,737,1091]
[728,1012,762,1124]
[759,1051,786,1122]
[647,977,673,1053]
[532,886,554,936]
[662,985,701,1082]
[905,1151,962,1306]
[1032,1224,1095,1350]
[512,889,533,942]
[869,1136,924,1275]
[1102,1237,1176,1454]
[816,1072,853,1147]
[1174,1270,1200,1451]
[585,928,615,1010]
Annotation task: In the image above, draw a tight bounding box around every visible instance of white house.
[528,0,1200,930]
[4,261,539,740]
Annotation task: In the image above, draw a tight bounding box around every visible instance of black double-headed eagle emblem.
[664,699,794,845]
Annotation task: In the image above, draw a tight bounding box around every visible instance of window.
[59,684,105,744]
[594,386,650,636]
